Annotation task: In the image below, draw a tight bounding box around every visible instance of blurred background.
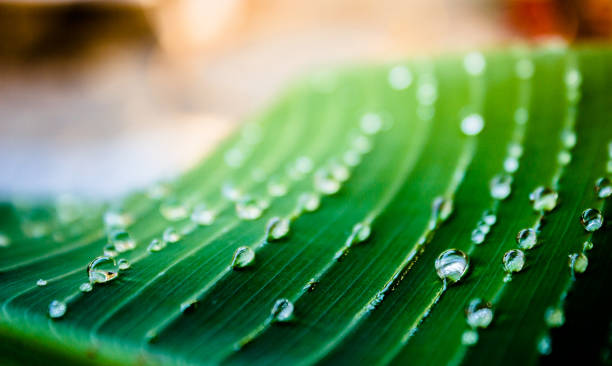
[0,0,610,198]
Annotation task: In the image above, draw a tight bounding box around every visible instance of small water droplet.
[464,52,486,76]
[118,258,130,270]
[537,335,552,355]
[435,249,469,284]
[147,182,171,200]
[160,198,188,221]
[109,229,136,253]
[360,113,383,135]
[515,58,534,79]
[330,162,350,182]
[352,134,373,153]
[87,256,118,284]
[462,329,479,346]
[343,150,361,167]
[466,298,494,328]
[191,204,215,225]
[565,68,582,88]
[271,298,294,322]
[569,252,588,274]
[482,210,497,225]
[514,108,528,125]
[461,114,484,136]
[471,227,486,244]
[180,300,198,313]
[163,227,181,243]
[267,179,288,197]
[103,243,119,258]
[295,156,314,174]
[432,197,453,223]
[545,307,565,327]
[236,197,265,220]
[104,209,132,228]
[503,249,525,274]
[147,238,166,252]
[490,174,512,200]
[561,130,577,149]
[503,157,519,173]
[222,183,242,201]
[595,177,612,199]
[529,187,558,212]
[79,282,93,292]
[266,217,290,241]
[350,222,371,245]
[314,169,341,195]
[581,208,603,232]
[388,65,413,90]
[37,279,47,287]
[0,232,10,247]
[583,240,594,251]
[48,300,67,319]
[299,192,321,212]
[231,246,255,269]
[516,228,537,250]
[508,143,523,158]
[557,150,571,165]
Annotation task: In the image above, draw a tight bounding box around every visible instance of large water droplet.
[516,228,537,250]
[48,300,67,319]
[503,249,525,274]
[37,279,47,287]
[464,52,486,76]
[231,246,255,269]
[109,229,136,253]
[461,114,484,136]
[360,113,383,135]
[388,65,413,90]
[595,177,612,199]
[87,256,118,284]
[529,186,558,212]
[266,217,290,241]
[545,306,565,327]
[466,298,494,328]
[191,204,215,226]
[236,197,265,220]
[580,208,603,232]
[314,169,341,195]
[490,174,512,200]
[0,232,10,248]
[569,252,588,274]
[160,198,188,221]
[298,192,321,212]
[163,227,181,243]
[271,298,294,322]
[435,249,469,284]
[147,238,166,252]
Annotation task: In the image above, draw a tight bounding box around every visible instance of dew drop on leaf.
[103,243,119,258]
[461,114,484,136]
[147,238,166,253]
[503,249,525,274]
[514,107,528,125]
[330,162,350,182]
[435,249,469,284]
[298,192,321,212]
[557,150,571,165]
[529,186,558,212]
[482,210,497,225]
[568,252,588,274]
[343,150,361,167]
[595,177,612,199]
[471,227,486,244]
[490,174,512,200]
[48,300,67,319]
[236,197,265,220]
[432,197,453,223]
[516,228,537,250]
[503,157,519,173]
[267,179,288,197]
[561,129,577,149]
[37,279,47,287]
[191,204,215,226]
[104,209,132,229]
[466,298,494,329]
[266,217,290,241]
[461,329,479,346]
[314,169,341,195]
[231,246,255,269]
[544,307,565,327]
[580,208,603,232]
[350,222,371,245]
[160,198,188,221]
[109,229,136,253]
[118,258,130,270]
[537,335,552,355]
[388,65,413,90]
[583,240,594,251]
[564,68,582,88]
[79,282,93,293]
[87,256,118,284]
[271,298,294,322]
[163,227,181,243]
[360,113,383,135]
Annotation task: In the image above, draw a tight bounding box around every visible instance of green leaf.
[0,45,611,365]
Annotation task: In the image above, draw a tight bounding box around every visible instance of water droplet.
[352,134,373,153]
[191,204,215,225]
[37,279,47,287]
[466,298,494,328]
[79,282,93,292]
[118,258,130,270]
[529,187,558,212]
[266,217,290,241]
[163,227,181,243]
[561,130,577,149]
[471,227,486,244]
[299,192,321,212]
[545,307,565,327]
[330,162,350,182]
[595,177,612,199]
[569,252,588,274]
[583,240,594,251]
[516,228,537,250]
[432,197,453,223]
[508,143,523,158]
[581,208,603,232]
[314,169,341,195]
[231,246,255,269]
[388,65,413,90]
[147,182,171,200]
[236,197,265,220]
[104,209,132,228]
[482,210,497,225]
[464,52,486,76]
[48,300,67,319]
[160,198,188,221]
[461,114,484,136]
[103,243,119,258]
[87,256,118,284]
[225,148,244,167]
[515,58,534,79]
[435,249,469,284]
[462,329,479,346]
[295,156,314,174]
[349,222,371,245]
[0,232,10,247]
[490,174,512,200]
[222,183,242,201]
[503,249,525,274]
[514,108,528,125]
[267,179,288,197]
[109,229,136,252]
[537,335,552,355]
[565,68,582,88]
[147,238,166,252]
[343,150,361,167]
[557,150,571,165]
[503,157,519,173]
[360,113,383,135]
[180,300,198,313]
[271,298,294,322]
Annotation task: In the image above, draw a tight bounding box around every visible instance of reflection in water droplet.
[464,52,486,76]
[462,329,479,346]
[545,307,565,327]
[147,238,166,252]
[388,65,413,90]
[79,282,93,292]
[163,227,181,243]
[490,174,512,200]
[37,279,47,287]
[461,114,484,136]
[516,228,537,250]
[569,252,588,274]
[466,298,494,328]
[49,300,67,319]
[232,246,255,269]
[435,249,469,284]
[266,217,290,241]
[236,197,265,220]
[580,208,603,232]
[314,169,341,195]
[529,187,558,212]
[191,204,215,226]
[109,229,136,253]
[595,177,612,199]
[87,256,118,284]
[0,232,9,247]
[503,249,525,274]
[299,192,321,212]
[271,298,294,322]
[160,199,188,221]
[360,113,383,135]
[118,258,130,270]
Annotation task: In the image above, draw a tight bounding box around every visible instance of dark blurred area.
[0,0,610,197]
